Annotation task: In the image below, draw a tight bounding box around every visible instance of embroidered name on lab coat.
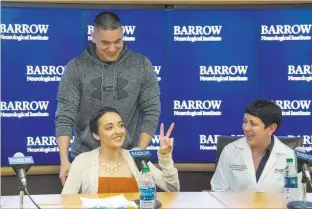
[229,164,247,171]
[274,168,284,173]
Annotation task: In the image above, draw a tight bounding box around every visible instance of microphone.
[7,153,41,209]
[129,150,162,209]
[128,150,152,171]
[8,152,34,188]
[294,147,312,186]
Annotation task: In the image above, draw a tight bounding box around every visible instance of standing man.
[55,12,160,185]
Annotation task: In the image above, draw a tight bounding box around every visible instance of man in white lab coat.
[211,99,300,193]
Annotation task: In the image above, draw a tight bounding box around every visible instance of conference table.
[2,191,306,208]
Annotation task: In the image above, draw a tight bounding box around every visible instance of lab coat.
[211,136,301,193]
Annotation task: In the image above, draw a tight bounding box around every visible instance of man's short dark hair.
[89,107,121,135]
[245,99,282,132]
[94,12,122,30]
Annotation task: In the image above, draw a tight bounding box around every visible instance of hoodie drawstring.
[101,64,104,103]
[113,61,116,100]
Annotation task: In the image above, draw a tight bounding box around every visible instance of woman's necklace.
[100,150,123,175]
[101,162,122,174]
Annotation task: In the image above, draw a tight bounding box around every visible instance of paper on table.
[80,194,138,209]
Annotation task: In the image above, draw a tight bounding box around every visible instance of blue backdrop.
[169,10,255,162]
[255,8,312,151]
[1,6,312,166]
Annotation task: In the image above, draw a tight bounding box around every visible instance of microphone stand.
[141,160,148,169]
[302,173,307,203]
[19,183,25,209]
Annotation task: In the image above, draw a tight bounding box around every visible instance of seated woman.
[211,99,300,193]
[62,107,179,194]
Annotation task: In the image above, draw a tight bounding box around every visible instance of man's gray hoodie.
[55,43,161,159]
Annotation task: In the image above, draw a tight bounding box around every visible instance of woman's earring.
[93,133,100,140]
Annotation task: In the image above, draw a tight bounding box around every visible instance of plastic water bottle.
[139,165,156,209]
[284,158,299,203]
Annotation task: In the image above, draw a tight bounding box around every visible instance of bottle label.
[285,176,298,188]
[140,187,156,201]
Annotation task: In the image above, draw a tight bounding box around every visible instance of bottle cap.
[142,166,150,173]
[287,158,293,163]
